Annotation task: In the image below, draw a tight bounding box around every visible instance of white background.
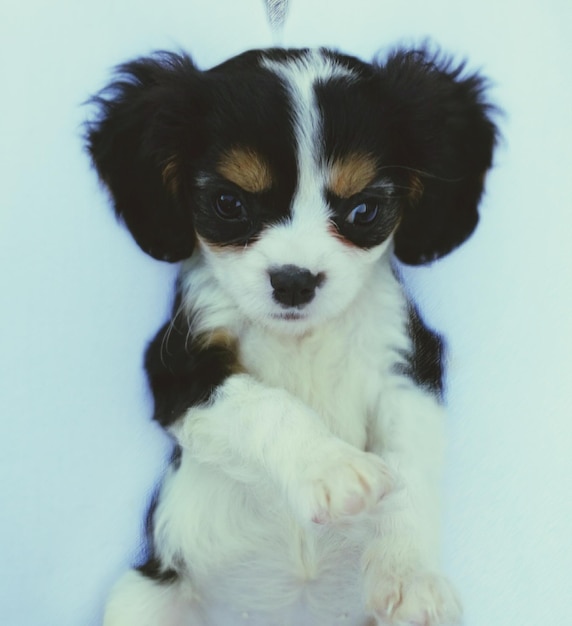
[1,1,571,624]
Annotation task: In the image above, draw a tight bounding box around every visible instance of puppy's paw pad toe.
[298,446,394,524]
[369,570,462,626]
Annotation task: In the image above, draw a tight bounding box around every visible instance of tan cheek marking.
[328,154,378,198]
[408,173,424,203]
[198,328,236,349]
[162,157,179,195]
[327,223,358,248]
[196,328,245,374]
[217,147,273,193]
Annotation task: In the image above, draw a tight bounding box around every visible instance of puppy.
[87,46,496,626]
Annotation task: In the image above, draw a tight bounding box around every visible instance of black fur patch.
[375,49,498,264]
[144,305,240,428]
[135,488,180,584]
[86,53,203,262]
[135,444,184,584]
[170,443,183,470]
[136,556,179,584]
[396,306,445,398]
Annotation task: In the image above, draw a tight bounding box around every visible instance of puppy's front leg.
[364,386,462,626]
[146,316,393,525]
[176,373,395,525]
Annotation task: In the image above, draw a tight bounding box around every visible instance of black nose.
[269,265,324,308]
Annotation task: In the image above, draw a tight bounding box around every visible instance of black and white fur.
[87,46,496,626]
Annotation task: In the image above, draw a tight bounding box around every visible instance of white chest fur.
[237,260,410,448]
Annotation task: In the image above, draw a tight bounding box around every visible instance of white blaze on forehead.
[262,51,356,223]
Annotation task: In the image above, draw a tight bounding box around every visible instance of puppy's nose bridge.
[269,265,325,308]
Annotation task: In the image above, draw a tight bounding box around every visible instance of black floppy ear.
[377,49,498,265]
[86,53,206,262]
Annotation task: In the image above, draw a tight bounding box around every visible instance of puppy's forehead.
[262,50,373,194]
[210,49,381,199]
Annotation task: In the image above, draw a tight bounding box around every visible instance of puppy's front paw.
[295,444,394,524]
[367,568,462,626]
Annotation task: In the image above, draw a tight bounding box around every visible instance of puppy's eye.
[214,194,246,221]
[345,201,379,226]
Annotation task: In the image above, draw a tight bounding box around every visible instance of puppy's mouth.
[271,311,306,321]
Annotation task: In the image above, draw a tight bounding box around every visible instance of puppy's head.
[87,47,496,333]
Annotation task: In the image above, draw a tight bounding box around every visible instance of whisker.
[376,164,464,183]
[159,298,188,368]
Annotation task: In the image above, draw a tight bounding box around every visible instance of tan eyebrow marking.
[328,154,378,198]
[216,147,273,193]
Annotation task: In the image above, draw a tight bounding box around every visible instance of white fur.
[103,51,461,626]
